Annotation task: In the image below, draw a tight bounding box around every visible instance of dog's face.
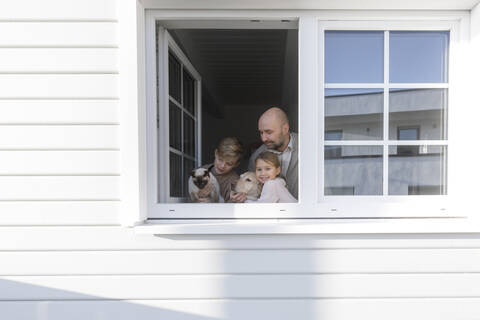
[191,168,211,189]
[234,171,261,198]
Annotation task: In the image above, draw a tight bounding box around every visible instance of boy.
[201,137,244,202]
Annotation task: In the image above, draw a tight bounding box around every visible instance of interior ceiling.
[170,29,289,106]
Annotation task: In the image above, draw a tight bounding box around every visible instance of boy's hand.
[230,192,247,203]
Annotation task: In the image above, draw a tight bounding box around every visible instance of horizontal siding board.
[0,100,118,124]
[0,125,118,149]
[0,176,119,200]
[0,0,117,21]
[1,226,480,251]
[1,274,480,299]
[0,22,117,47]
[0,151,120,175]
[0,201,118,225]
[0,75,117,99]
[0,249,479,275]
[0,48,118,73]
[2,299,480,320]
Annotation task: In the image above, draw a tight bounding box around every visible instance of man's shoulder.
[290,132,298,148]
[251,144,267,158]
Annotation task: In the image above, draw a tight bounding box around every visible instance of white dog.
[231,171,262,201]
[188,166,222,203]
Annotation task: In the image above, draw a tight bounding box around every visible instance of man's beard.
[266,139,285,151]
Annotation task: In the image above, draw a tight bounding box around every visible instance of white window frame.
[156,29,202,203]
[318,20,457,217]
[123,8,477,228]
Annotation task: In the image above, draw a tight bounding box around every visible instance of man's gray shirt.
[248,132,298,199]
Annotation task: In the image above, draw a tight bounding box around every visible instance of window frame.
[156,30,202,203]
[318,20,460,217]
[138,9,471,223]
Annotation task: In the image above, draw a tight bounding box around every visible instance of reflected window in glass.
[389,89,447,140]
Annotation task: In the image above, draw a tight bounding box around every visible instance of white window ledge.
[134,217,480,235]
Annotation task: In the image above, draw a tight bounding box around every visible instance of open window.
[159,37,202,203]
[146,18,299,217]
[144,12,464,220]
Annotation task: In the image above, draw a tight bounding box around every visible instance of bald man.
[248,107,298,199]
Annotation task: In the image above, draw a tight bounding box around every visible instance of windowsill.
[134,217,480,235]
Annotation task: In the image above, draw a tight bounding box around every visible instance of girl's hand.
[230,192,247,203]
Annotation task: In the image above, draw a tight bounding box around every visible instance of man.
[248,107,298,199]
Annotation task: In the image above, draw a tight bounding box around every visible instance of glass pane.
[168,51,182,102]
[389,89,447,140]
[390,31,449,83]
[398,127,419,140]
[183,69,195,115]
[169,152,182,197]
[324,146,383,195]
[169,102,182,150]
[183,114,195,157]
[325,31,384,83]
[389,145,447,195]
[325,89,383,140]
[183,158,196,197]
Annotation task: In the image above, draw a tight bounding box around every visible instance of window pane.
[183,69,195,115]
[169,152,182,197]
[398,127,419,140]
[169,102,182,150]
[325,31,384,83]
[389,89,447,140]
[183,158,195,197]
[169,51,182,102]
[183,114,195,157]
[390,31,449,83]
[325,146,383,195]
[388,145,447,195]
[325,89,383,140]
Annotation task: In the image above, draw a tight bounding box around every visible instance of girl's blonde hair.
[255,151,281,169]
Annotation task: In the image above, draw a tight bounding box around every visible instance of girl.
[247,151,297,203]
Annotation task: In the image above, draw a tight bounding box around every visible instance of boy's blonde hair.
[216,137,244,162]
[255,151,280,169]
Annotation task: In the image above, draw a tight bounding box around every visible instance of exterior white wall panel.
[0,1,479,319]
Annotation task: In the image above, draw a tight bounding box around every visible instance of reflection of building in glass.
[324,89,447,195]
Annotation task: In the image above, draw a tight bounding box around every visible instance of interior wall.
[200,29,298,173]
[281,29,299,134]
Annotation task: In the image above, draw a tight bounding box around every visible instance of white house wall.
[0,0,120,225]
[0,1,479,319]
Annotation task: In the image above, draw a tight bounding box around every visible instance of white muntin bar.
[317,23,326,200]
[325,83,449,88]
[324,140,448,146]
[383,30,389,195]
